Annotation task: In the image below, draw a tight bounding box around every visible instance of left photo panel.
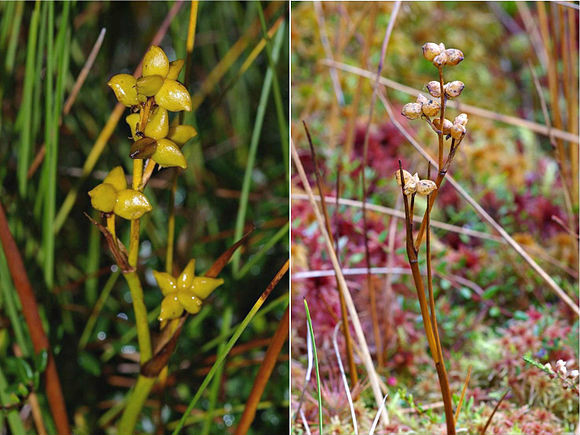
[0,2,289,435]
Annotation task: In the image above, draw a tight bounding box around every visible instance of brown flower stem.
[0,202,71,435]
[399,163,455,434]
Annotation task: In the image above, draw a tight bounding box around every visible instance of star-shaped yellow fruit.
[153,259,224,322]
[88,166,152,220]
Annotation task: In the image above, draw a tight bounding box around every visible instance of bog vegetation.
[291,2,578,434]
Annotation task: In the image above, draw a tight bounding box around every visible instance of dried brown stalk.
[303,121,358,384]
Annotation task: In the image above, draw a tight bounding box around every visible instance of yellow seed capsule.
[167,59,184,80]
[177,290,203,315]
[107,74,139,107]
[152,271,178,296]
[113,189,152,220]
[444,81,465,98]
[126,113,141,140]
[416,179,438,196]
[143,107,169,140]
[168,125,197,146]
[422,42,443,61]
[450,123,466,140]
[136,75,164,97]
[395,169,413,186]
[155,79,192,112]
[190,277,224,300]
[152,138,187,168]
[454,113,468,126]
[401,103,422,120]
[421,99,440,117]
[159,294,184,322]
[426,81,442,97]
[88,183,117,213]
[432,118,453,135]
[444,48,464,66]
[142,45,169,77]
[103,166,127,191]
[178,259,196,291]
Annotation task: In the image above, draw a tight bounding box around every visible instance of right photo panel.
[290,2,579,434]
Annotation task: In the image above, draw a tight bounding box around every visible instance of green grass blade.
[42,0,55,287]
[171,284,281,435]
[236,221,289,279]
[232,22,285,273]
[78,270,120,350]
[84,213,101,305]
[4,1,23,74]
[304,298,323,435]
[201,306,232,435]
[256,3,288,182]
[16,1,40,196]
[200,292,287,353]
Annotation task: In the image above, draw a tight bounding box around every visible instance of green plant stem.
[123,272,152,362]
[165,171,178,274]
[117,376,156,435]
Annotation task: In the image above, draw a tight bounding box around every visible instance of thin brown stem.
[455,365,472,421]
[438,66,445,170]
[480,390,509,435]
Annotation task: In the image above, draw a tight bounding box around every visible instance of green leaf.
[78,351,101,377]
[482,285,501,300]
[35,349,48,373]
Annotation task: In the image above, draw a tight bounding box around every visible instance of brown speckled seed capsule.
[421,99,440,117]
[454,113,468,126]
[416,179,437,196]
[426,81,442,97]
[445,49,464,66]
[444,81,465,98]
[432,118,453,135]
[422,42,443,61]
[402,103,422,119]
[450,123,466,140]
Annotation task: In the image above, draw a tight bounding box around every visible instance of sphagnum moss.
[87,45,219,435]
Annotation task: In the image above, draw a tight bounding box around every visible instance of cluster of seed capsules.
[397,42,469,195]
[88,46,224,322]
